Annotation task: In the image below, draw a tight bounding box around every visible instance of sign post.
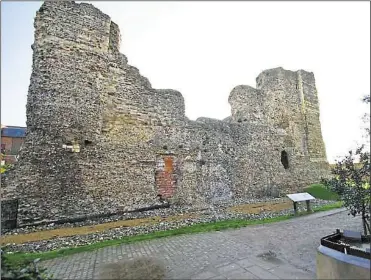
[287,192,315,215]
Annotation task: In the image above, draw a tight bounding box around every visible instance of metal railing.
[320,229,370,260]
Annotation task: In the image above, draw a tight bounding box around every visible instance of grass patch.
[313,201,343,211]
[4,201,343,268]
[304,183,340,201]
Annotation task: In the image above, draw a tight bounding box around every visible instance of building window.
[281,150,289,169]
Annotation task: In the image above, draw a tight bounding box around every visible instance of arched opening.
[281,150,289,169]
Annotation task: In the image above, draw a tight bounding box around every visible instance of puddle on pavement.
[98,257,166,280]
[256,250,284,265]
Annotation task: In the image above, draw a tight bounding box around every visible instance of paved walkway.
[42,208,362,279]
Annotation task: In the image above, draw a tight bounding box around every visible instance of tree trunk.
[361,205,368,235]
[365,219,371,235]
[364,211,371,235]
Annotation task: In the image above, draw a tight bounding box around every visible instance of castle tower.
[228,67,329,194]
[1,1,188,226]
[2,1,121,225]
[255,67,327,162]
[296,70,327,161]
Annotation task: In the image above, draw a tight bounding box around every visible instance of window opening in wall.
[281,150,289,169]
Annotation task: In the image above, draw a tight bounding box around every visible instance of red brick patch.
[156,156,176,198]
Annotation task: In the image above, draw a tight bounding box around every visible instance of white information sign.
[286,192,315,202]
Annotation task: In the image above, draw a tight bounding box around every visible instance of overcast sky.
[1,1,370,162]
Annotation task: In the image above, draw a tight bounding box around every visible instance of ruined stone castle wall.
[228,67,330,194]
[297,70,327,161]
[228,85,266,124]
[1,1,330,226]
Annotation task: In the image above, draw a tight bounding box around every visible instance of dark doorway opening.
[1,199,19,230]
[281,150,289,169]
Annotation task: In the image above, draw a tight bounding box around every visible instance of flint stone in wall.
[1,1,330,226]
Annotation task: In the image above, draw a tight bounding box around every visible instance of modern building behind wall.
[1,125,27,164]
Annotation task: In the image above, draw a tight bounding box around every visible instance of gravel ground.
[2,197,326,235]
[2,198,337,253]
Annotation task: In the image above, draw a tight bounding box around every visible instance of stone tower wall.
[229,67,330,193]
[1,1,114,223]
[297,70,327,161]
[1,1,330,226]
[228,85,266,124]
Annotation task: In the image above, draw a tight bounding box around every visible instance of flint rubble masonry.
[1,1,330,226]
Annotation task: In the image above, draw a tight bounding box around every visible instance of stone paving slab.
[41,208,361,279]
[246,265,280,279]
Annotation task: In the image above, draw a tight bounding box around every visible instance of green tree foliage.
[322,95,370,235]
[322,146,370,235]
[0,153,14,174]
[361,94,370,138]
[0,164,13,174]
